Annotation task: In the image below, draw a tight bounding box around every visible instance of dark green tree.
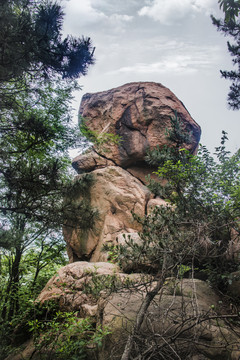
[0,0,95,220]
[0,0,95,82]
[211,0,240,109]
[0,0,96,329]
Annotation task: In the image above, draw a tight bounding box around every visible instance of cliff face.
[65,82,201,262]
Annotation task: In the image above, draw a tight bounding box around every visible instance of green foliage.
[151,133,239,288]
[0,235,67,319]
[64,173,98,230]
[116,205,198,275]
[211,1,240,109]
[103,243,119,263]
[177,264,191,278]
[0,1,96,357]
[82,268,133,299]
[79,116,121,153]
[0,0,95,223]
[165,110,193,147]
[0,259,66,360]
[154,132,240,219]
[146,112,196,198]
[0,78,83,225]
[67,173,95,200]
[0,0,95,82]
[28,312,110,360]
[117,114,240,292]
[145,111,194,169]
[218,0,240,23]
[0,9,97,360]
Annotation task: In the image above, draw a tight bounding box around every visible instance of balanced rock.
[66,82,201,263]
[72,81,201,173]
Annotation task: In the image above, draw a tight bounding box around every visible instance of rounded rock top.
[74,81,201,171]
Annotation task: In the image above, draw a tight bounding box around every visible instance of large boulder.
[100,278,240,360]
[13,266,239,360]
[37,262,120,316]
[72,82,201,173]
[7,263,240,360]
[63,166,152,263]
[67,82,202,262]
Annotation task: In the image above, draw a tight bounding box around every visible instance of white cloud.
[138,0,216,24]
[108,46,219,75]
[109,14,133,22]
[63,0,133,31]
[64,0,107,26]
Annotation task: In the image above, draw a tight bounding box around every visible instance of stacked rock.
[64,82,201,263]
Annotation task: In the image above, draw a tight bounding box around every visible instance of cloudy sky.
[62,0,239,154]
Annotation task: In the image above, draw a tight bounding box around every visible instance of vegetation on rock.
[114,116,240,360]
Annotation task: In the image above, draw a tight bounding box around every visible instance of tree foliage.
[211,0,240,109]
[0,0,95,82]
[0,0,96,337]
[28,311,110,360]
[218,0,240,23]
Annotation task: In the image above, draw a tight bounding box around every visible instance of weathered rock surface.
[63,166,152,263]
[37,262,120,315]
[72,149,115,174]
[11,264,239,360]
[100,278,240,360]
[73,81,201,173]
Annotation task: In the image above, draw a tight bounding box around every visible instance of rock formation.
[66,82,201,262]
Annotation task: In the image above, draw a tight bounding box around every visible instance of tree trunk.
[7,246,22,320]
[121,255,167,360]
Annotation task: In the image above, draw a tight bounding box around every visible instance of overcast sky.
[62,0,239,155]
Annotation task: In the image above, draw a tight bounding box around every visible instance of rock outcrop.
[66,82,201,262]
[37,262,120,316]
[100,277,240,360]
[11,263,240,360]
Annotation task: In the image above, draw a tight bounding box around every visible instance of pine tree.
[0,0,96,324]
[211,0,240,110]
[0,0,95,82]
